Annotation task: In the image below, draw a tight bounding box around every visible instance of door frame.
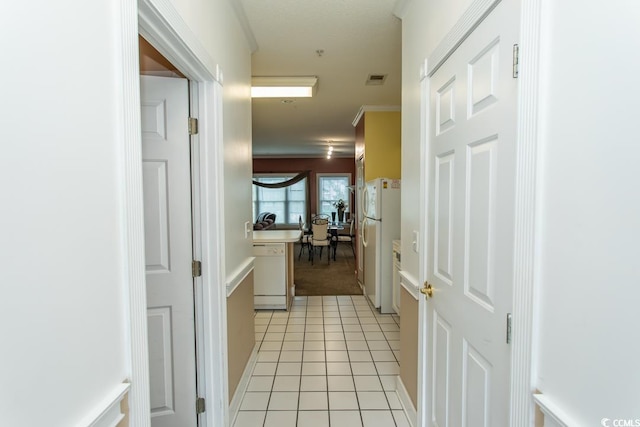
[119,0,228,426]
[416,0,543,425]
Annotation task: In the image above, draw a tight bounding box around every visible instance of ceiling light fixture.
[251,76,318,98]
[326,141,333,159]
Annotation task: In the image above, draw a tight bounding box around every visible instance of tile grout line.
[246,296,405,427]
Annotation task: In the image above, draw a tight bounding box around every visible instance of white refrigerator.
[361,178,401,313]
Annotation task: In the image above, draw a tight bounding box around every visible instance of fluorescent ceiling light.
[251,76,318,98]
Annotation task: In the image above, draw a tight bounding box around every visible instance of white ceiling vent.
[366,74,387,85]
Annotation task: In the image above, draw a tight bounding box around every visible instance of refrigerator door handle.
[362,185,369,218]
[361,217,369,247]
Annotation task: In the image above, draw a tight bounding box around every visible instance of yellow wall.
[400,286,418,409]
[227,272,256,401]
[364,111,401,181]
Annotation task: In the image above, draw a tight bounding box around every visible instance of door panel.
[462,340,491,427]
[465,137,498,312]
[426,2,519,426]
[141,75,197,427]
[147,307,174,415]
[434,153,454,286]
[143,161,171,273]
[433,313,452,427]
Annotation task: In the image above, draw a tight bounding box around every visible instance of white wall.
[0,2,128,425]
[169,0,254,281]
[0,0,253,425]
[535,0,640,423]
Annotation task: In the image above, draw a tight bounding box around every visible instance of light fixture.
[326,141,333,159]
[251,76,318,98]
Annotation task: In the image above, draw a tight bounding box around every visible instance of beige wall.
[227,272,256,401]
[399,287,419,408]
[117,391,129,427]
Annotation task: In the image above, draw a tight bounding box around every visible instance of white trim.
[228,346,259,425]
[134,2,228,427]
[352,105,401,127]
[395,376,417,427]
[226,258,256,297]
[510,0,542,424]
[427,0,501,77]
[189,81,209,427]
[416,57,430,427]
[399,270,420,300]
[533,394,578,427]
[205,79,230,427]
[119,0,150,424]
[138,0,220,83]
[227,0,258,53]
[77,383,130,427]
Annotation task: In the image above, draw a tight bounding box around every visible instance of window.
[317,174,351,216]
[253,174,307,226]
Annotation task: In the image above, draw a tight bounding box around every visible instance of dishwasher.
[253,243,287,309]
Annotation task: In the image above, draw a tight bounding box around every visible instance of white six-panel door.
[426,1,519,426]
[141,75,197,427]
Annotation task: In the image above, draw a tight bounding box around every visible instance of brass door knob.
[421,282,433,298]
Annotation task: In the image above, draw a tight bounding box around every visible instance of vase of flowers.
[333,199,347,222]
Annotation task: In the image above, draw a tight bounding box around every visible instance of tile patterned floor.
[233,295,409,427]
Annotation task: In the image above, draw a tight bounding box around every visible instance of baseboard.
[229,344,259,424]
[396,375,417,427]
[77,382,130,427]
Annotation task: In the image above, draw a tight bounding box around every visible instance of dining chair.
[333,218,356,259]
[298,216,312,260]
[310,217,331,265]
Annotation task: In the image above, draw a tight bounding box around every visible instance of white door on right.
[426,1,519,426]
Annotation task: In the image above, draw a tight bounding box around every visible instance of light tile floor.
[234,295,409,427]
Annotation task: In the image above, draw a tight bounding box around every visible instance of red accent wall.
[253,157,356,221]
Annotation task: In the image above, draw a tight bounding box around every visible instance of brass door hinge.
[192,260,202,278]
[196,397,205,414]
[188,117,199,135]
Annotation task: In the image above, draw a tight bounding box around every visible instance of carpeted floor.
[293,242,363,296]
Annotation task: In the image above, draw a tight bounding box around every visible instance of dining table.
[328,222,345,260]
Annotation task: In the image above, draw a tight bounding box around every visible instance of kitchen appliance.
[361,178,401,313]
[253,243,286,309]
[392,239,401,315]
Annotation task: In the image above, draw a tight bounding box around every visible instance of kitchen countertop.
[253,230,301,243]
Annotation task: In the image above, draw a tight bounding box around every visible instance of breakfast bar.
[252,230,301,310]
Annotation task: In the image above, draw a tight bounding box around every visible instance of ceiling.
[240,0,402,158]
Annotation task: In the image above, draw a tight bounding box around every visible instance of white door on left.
[141,75,197,427]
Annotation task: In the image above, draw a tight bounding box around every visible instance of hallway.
[233,295,410,427]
